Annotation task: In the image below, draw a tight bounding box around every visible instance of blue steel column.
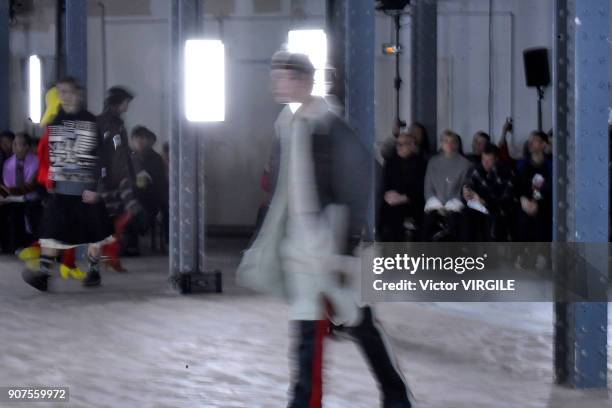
[553,0,609,389]
[0,1,9,131]
[345,0,375,241]
[170,1,181,278]
[552,0,572,385]
[195,1,206,277]
[65,0,87,88]
[410,0,437,150]
[326,0,346,105]
[170,0,199,279]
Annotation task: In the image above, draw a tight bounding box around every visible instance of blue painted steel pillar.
[410,0,437,151]
[170,0,201,279]
[326,0,346,105]
[65,0,87,88]
[345,1,375,150]
[0,1,9,131]
[345,0,376,241]
[553,0,609,389]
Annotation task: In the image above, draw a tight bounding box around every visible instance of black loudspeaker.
[523,48,550,88]
[376,0,411,11]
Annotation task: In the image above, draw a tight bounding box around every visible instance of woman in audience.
[408,121,431,158]
[381,120,431,162]
[422,130,472,241]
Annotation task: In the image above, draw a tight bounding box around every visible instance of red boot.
[102,212,133,273]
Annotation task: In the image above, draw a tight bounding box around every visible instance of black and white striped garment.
[40,109,114,248]
[48,109,102,196]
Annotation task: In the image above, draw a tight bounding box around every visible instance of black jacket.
[380,152,427,222]
[132,148,169,215]
[97,110,139,216]
[465,163,515,217]
[97,110,134,191]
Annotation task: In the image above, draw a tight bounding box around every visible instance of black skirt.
[40,193,115,247]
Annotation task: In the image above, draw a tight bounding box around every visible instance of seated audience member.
[0,133,42,252]
[497,117,529,170]
[381,120,431,162]
[422,130,472,241]
[123,126,169,254]
[0,130,16,252]
[463,144,515,241]
[545,128,553,157]
[408,121,431,159]
[467,131,490,164]
[379,132,427,241]
[380,119,406,161]
[515,131,553,243]
[0,130,15,180]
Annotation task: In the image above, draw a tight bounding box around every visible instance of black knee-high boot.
[348,307,412,408]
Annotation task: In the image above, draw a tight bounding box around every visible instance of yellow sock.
[60,264,71,280]
[19,246,41,261]
[70,267,86,280]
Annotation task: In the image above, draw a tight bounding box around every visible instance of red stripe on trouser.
[308,320,328,408]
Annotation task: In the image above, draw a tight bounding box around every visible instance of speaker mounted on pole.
[523,47,550,131]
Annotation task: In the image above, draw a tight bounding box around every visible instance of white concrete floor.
[0,239,610,408]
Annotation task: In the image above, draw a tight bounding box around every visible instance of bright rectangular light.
[28,55,42,124]
[185,39,225,122]
[288,29,327,97]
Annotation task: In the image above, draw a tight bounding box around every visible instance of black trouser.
[122,205,158,253]
[0,204,9,253]
[378,204,422,242]
[515,209,552,267]
[122,215,141,253]
[24,201,42,240]
[467,210,513,242]
[422,210,470,242]
[288,320,327,408]
[288,307,411,408]
[0,202,42,253]
[516,210,552,242]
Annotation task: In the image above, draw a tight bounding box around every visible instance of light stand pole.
[537,86,544,131]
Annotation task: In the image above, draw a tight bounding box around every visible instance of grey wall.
[86,0,171,145]
[199,1,325,226]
